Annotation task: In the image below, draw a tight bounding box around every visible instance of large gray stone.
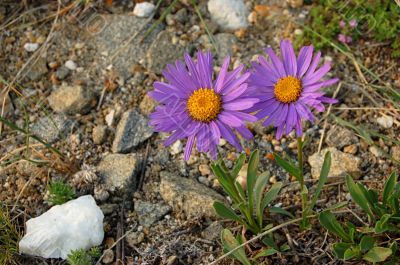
[92,15,163,80]
[308,147,361,181]
[146,30,186,74]
[97,153,141,191]
[48,85,96,115]
[112,109,153,153]
[207,0,248,31]
[325,126,358,149]
[159,171,225,219]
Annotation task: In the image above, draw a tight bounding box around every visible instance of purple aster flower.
[148,51,259,161]
[339,20,346,28]
[338,33,348,43]
[247,40,339,139]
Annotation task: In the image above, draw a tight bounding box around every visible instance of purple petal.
[214,56,230,93]
[222,83,248,102]
[302,63,332,86]
[236,125,253,140]
[218,112,243,127]
[184,135,195,161]
[215,120,242,150]
[223,98,259,111]
[280,40,297,76]
[265,47,286,78]
[296,45,313,78]
[304,51,321,78]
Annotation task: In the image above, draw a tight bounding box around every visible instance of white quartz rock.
[208,0,248,30]
[133,2,155,18]
[19,195,104,259]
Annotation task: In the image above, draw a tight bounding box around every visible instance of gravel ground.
[0,0,399,264]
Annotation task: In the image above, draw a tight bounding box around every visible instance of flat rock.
[308,147,361,181]
[97,153,141,191]
[19,195,104,259]
[91,15,162,80]
[112,109,153,153]
[202,221,223,241]
[215,33,237,63]
[325,125,358,149]
[92,125,108,145]
[134,200,171,227]
[146,30,186,74]
[30,114,76,143]
[159,171,225,219]
[48,85,96,114]
[208,0,248,31]
[26,57,48,81]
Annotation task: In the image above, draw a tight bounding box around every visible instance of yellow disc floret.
[274,75,302,103]
[187,88,221,122]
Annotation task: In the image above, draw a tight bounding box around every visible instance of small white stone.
[377,116,393,129]
[208,0,248,30]
[65,60,77,70]
[133,2,155,18]
[24,43,39,52]
[294,29,303,35]
[19,195,104,259]
[170,140,183,155]
[219,138,227,146]
[105,110,115,127]
[324,55,333,63]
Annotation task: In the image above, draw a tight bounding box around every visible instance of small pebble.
[65,60,77,70]
[170,140,183,155]
[133,2,155,18]
[377,116,393,129]
[199,164,211,176]
[24,43,39,52]
[105,110,115,126]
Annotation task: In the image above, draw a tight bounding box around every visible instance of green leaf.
[247,150,260,214]
[363,247,392,263]
[309,151,331,211]
[252,248,278,259]
[383,172,397,205]
[261,182,283,211]
[269,206,294,218]
[254,171,270,227]
[274,153,301,180]
[319,211,351,242]
[375,214,391,233]
[333,242,353,259]
[262,235,278,250]
[359,235,375,252]
[344,247,359,260]
[346,175,374,219]
[231,153,246,179]
[221,229,252,265]
[211,164,239,202]
[213,201,245,225]
[234,180,246,202]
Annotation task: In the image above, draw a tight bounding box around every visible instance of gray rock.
[92,125,108,145]
[134,200,171,227]
[26,57,48,81]
[55,66,70,80]
[208,0,248,30]
[202,221,223,241]
[92,15,163,80]
[174,8,188,24]
[325,126,358,149]
[97,153,141,191]
[146,31,186,74]
[112,109,153,153]
[30,114,75,143]
[159,171,225,219]
[215,33,236,63]
[100,203,118,215]
[48,85,96,115]
[308,147,361,181]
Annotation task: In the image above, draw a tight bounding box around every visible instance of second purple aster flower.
[248,39,339,139]
[148,51,259,161]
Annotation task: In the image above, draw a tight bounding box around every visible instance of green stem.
[297,137,308,229]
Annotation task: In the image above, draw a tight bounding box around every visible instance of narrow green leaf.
[254,171,270,227]
[269,206,294,218]
[346,175,374,219]
[383,172,397,205]
[319,211,351,242]
[221,229,252,265]
[252,248,278,259]
[213,201,245,225]
[274,153,301,180]
[234,180,246,202]
[374,214,391,233]
[247,150,260,214]
[359,235,375,252]
[363,247,392,263]
[261,182,283,211]
[211,164,240,202]
[309,151,331,211]
[231,153,246,179]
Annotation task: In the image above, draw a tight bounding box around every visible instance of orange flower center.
[187,88,221,122]
[274,76,302,103]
